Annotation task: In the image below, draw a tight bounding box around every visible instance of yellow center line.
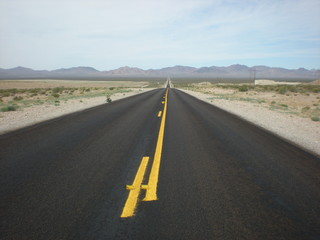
[120,156,149,218]
[120,89,169,218]
[143,88,168,201]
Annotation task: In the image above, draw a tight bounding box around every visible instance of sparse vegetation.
[174,79,320,121]
[175,82,320,94]
[277,86,287,94]
[0,79,157,112]
[239,85,248,92]
[106,96,112,103]
[52,93,60,98]
[13,96,23,101]
[1,105,18,112]
[301,106,310,113]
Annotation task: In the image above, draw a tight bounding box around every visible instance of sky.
[0,0,319,71]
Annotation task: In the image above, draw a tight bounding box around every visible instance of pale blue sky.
[0,0,319,70]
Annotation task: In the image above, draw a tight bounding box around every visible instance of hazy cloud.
[0,0,319,70]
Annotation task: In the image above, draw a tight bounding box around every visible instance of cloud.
[0,0,319,70]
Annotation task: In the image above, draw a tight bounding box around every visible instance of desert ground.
[0,79,151,89]
[177,80,320,156]
[0,79,154,134]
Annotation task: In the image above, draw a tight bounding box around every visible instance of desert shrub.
[106,97,112,103]
[1,105,18,112]
[301,106,310,113]
[52,87,65,94]
[0,91,11,97]
[29,88,37,93]
[1,88,18,96]
[311,116,319,121]
[52,93,60,98]
[239,85,248,92]
[34,100,44,105]
[287,86,298,93]
[264,86,277,92]
[109,87,115,91]
[13,96,23,101]
[277,86,287,94]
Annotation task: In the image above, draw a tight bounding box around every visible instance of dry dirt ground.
[0,80,153,134]
[0,79,149,89]
[179,81,320,156]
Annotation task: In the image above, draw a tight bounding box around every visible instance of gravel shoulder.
[180,88,320,157]
[0,88,154,134]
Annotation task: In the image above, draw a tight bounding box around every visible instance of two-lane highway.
[1,88,320,239]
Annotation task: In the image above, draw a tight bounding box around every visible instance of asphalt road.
[1,88,319,240]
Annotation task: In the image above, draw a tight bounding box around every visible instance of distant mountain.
[103,66,146,75]
[51,67,100,77]
[0,66,49,78]
[0,66,101,79]
[52,66,99,74]
[156,65,197,74]
[0,65,319,80]
[196,66,226,74]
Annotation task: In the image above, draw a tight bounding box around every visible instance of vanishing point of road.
[1,86,320,239]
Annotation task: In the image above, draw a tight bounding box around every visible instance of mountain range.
[0,65,319,80]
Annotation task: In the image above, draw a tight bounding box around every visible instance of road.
[1,88,320,239]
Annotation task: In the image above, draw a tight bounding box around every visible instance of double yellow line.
[121,88,168,218]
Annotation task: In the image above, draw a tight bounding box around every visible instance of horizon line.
[1,64,319,72]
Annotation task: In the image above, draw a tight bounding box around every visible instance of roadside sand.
[180,89,320,156]
[0,79,149,89]
[0,88,153,134]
